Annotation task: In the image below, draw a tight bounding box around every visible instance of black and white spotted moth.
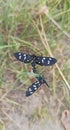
[14,52,57,96]
[14,52,57,66]
[26,76,49,96]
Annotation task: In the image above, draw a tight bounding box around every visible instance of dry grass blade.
[32,7,70,90]
[0,119,5,130]
[37,6,70,40]
[2,110,21,128]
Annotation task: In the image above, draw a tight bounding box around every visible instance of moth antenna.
[44,81,50,88]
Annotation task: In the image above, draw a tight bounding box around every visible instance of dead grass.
[0,0,70,130]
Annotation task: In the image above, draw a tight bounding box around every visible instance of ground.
[0,1,70,130]
[0,40,70,130]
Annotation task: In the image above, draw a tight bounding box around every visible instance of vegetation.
[0,0,70,129]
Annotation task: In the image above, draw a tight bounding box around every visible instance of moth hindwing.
[34,56,57,66]
[26,76,49,97]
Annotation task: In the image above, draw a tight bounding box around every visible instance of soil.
[0,39,70,130]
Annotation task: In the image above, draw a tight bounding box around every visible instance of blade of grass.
[32,15,70,90]
[0,119,5,130]
[0,44,18,49]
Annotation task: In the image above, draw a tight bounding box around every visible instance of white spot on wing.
[48,60,50,64]
[30,91,33,94]
[42,59,44,63]
[35,81,39,84]
[33,85,36,88]
[19,55,22,59]
[43,57,46,60]
[24,54,26,56]
[34,87,37,90]
[24,56,26,60]
[28,88,32,92]
[33,85,38,90]
[49,58,52,60]
[19,52,21,55]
